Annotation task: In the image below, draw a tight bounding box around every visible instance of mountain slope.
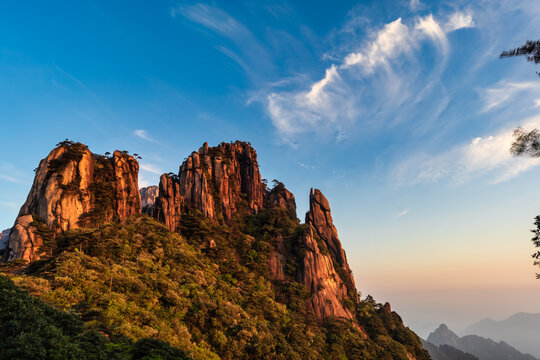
[428,324,537,360]
[463,313,540,358]
[1,140,430,360]
[0,274,193,360]
[421,339,478,360]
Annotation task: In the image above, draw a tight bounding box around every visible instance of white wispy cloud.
[0,163,30,184]
[396,209,410,218]
[0,201,17,209]
[342,18,411,73]
[444,11,475,32]
[134,129,157,143]
[299,162,317,169]
[393,115,540,185]
[264,11,473,143]
[172,3,273,82]
[410,0,421,11]
[481,81,540,112]
[139,163,163,175]
[416,14,448,55]
[0,174,23,184]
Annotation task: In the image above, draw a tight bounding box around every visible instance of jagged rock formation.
[154,142,264,228]
[1,140,431,359]
[297,224,356,321]
[140,185,159,210]
[154,173,183,233]
[151,141,357,325]
[306,189,357,298]
[0,229,10,251]
[4,142,140,262]
[266,181,297,219]
[295,189,359,323]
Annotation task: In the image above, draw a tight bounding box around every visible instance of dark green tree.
[510,127,540,157]
[500,40,540,76]
[510,129,540,278]
[530,216,540,279]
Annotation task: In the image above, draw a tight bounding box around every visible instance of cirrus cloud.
[264,11,474,143]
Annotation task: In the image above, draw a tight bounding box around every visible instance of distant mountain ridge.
[428,324,538,360]
[421,339,478,360]
[463,313,540,358]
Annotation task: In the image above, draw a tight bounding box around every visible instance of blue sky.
[1,0,540,336]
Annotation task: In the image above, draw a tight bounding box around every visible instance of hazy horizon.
[1,0,540,338]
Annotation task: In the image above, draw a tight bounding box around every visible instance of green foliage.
[530,215,540,279]
[0,275,192,360]
[3,213,428,359]
[500,40,540,76]
[47,141,88,178]
[78,155,116,226]
[30,215,55,257]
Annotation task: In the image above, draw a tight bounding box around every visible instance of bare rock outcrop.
[112,151,140,219]
[140,185,159,209]
[154,174,183,233]
[305,188,357,298]
[297,225,355,321]
[4,142,141,262]
[0,229,11,251]
[154,141,264,229]
[266,181,297,219]
[4,215,44,262]
[284,188,361,325]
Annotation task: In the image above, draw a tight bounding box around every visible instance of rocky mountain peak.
[140,185,159,210]
[3,141,141,262]
[266,181,297,219]
[154,141,264,229]
[305,188,357,299]
[267,188,360,326]
[427,324,462,348]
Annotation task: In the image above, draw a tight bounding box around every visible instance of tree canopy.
[500,40,540,76]
[510,127,540,157]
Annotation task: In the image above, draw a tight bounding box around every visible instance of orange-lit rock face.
[155,141,264,229]
[155,173,183,233]
[306,188,357,298]
[4,144,141,262]
[112,150,140,219]
[267,182,297,219]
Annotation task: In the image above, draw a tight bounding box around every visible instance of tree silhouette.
[500,40,540,76]
[511,129,540,278]
[510,127,540,157]
[530,216,540,279]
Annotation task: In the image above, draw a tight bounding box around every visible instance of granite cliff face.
[4,142,140,262]
[153,173,183,233]
[149,141,358,325]
[0,229,10,251]
[297,224,356,322]
[2,140,429,359]
[140,185,159,210]
[305,188,357,300]
[267,188,358,323]
[153,141,264,229]
[5,141,360,326]
[266,181,297,219]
